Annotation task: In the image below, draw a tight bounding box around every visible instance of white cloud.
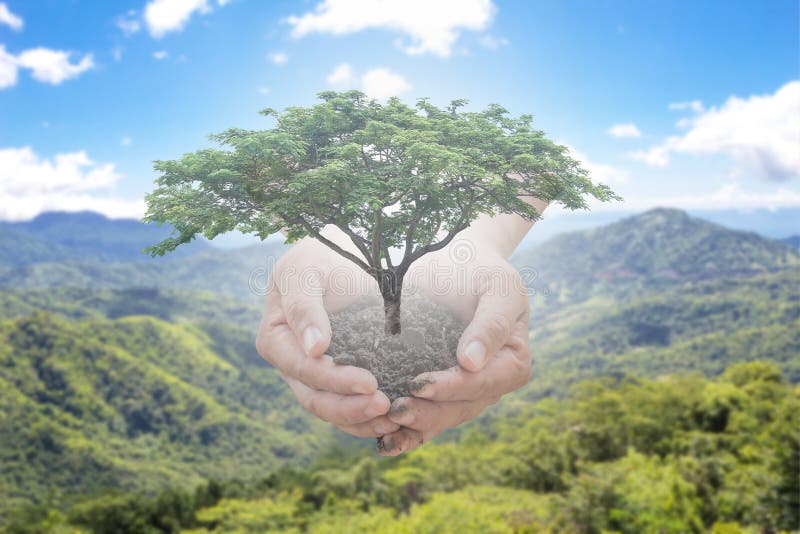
[0,2,22,31]
[0,148,118,195]
[268,51,288,65]
[153,50,169,60]
[287,0,496,58]
[633,81,800,181]
[0,45,17,89]
[0,146,144,221]
[607,123,642,139]
[567,146,630,186]
[630,145,670,167]
[111,47,123,61]
[326,62,355,86]
[546,182,800,216]
[629,184,799,212]
[144,0,228,38]
[258,86,270,95]
[361,67,410,100]
[478,34,508,49]
[116,11,142,36]
[668,100,704,113]
[121,136,132,146]
[668,183,800,211]
[15,48,94,85]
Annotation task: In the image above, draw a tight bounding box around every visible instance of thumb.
[279,271,332,358]
[456,291,528,372]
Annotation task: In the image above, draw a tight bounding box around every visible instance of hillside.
[501,210,800,407]
[0,311,336,518]
[519,270,800,400]
[1,207,798,526]
[0,242,288,302]
[513,208,800,307]
[9,362,797,533]
[0,212,210,266]
[0,286,260,326]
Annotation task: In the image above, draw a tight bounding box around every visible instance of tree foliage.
[144,90,618,332]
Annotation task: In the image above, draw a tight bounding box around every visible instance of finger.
[281,374,390,426]
[456,282,529,372]
[257,303,378,395]
[336,416,401,438]
[377,427,427,457]
[386,397,492,434]
[411,322,531,401]
[278,266,331,357]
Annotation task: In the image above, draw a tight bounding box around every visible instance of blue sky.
[0,0,798,238]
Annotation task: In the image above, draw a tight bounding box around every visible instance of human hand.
[378,243,532,456]
[255,238,400,438]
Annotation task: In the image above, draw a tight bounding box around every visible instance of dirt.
[328,294,465,401]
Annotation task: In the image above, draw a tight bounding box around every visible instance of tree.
[144,90,619,334]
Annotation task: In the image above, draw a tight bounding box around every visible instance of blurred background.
[0,1,797,532]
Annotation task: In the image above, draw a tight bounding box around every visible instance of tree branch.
[334,222,375,266]
[371,208,382,267]
[403,197,474,268]
[294,217,376,277]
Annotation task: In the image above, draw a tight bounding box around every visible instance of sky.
[0,0,798,239]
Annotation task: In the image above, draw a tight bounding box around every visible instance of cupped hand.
[255,238,400,438]
[378,244,532,456]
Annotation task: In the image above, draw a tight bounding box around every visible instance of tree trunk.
[379,269,403,335]
[382,289,402,335]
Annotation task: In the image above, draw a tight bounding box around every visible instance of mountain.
[0,242,289,302]
[0,310,336,518]
[516,270,800,402]
[520,206,800,246]
[1,207,799,525]
[783,235,800,249]
[0,211,208,266]
[11,363,797,533]
[512,208,800,308]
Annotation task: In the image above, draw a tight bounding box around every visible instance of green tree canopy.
[145,90,619,333]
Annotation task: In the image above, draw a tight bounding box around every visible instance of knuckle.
[511,359,532,390]
[291,357,309,383]
[482,312,512,344]
[306,395,327,422]
[457,404,475,425]
[475,372,492,399]
[340,410,363,426]
[255,333,270,360]
[283,297,306,324]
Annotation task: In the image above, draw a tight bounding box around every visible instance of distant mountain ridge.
[783,235,800,249]
[512,207,800,307]
[2,208,797,305]
[0,211,208,266]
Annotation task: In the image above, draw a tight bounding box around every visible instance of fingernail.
[414,383,433,398]
[364,393,389,419]
[463,341,487,369]
[410,377,434,398]
[302,327,322,354]
[377,436,395,454]
[389,401,414,425]
[388,399,409,418]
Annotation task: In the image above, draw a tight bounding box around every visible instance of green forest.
[5,363,798,533]
[1,209,798,533]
